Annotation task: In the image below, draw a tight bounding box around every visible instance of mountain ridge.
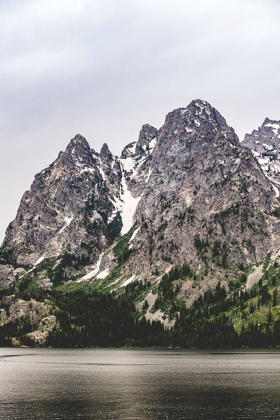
[2,100,280,282]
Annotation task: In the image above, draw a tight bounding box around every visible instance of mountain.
[0,126,157,286]
[1,99,280,347]
[132,101,278,275]
[2,100,280,286]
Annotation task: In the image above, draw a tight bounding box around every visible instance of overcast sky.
[1,0,280,242]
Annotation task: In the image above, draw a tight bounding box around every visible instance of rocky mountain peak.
[66,134,90,151]
[150,100,238,174]
[153,100,229,159]
[62,134,94,169]
[263,117,280,127]
[243,118,280,152]
[120,142,137,159]
[163,99,227,133]
[135,124,158,155]
[100,143,113,161]
[121,125,158,160]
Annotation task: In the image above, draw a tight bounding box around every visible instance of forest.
[1,259,280,349]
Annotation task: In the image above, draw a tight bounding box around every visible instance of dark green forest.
[1,261,280,348]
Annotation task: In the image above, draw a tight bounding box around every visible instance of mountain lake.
[0,348,280,419]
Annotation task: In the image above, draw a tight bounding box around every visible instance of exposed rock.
[130,100,278,276]
[0,309,7,322]
[0,264,15,288]
[243,118,280,195]
[38,278,52,290]
[27,315,56,345]
[246,264,264,290]
[8,299,49,324]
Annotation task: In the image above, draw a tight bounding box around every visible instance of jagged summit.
[100,143,113,160]
[263,117,280,130]
[163,99,227,131]
[243,118,280,151]
[121,124,158,160]
[64,134,92,160]
[154,100,230,157]
[121,142,137,159]
[66,134,90,150]
[135,124,158,155]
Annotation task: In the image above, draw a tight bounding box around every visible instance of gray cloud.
[1,0,280,241]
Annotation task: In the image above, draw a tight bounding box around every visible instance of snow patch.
[128,227,140,249]
[119,179,141,235]
[80,167,95,174]
[149,137,157,152]
[35,256,45,266]
[121,157,136,175]
[96,269,110,279]
[111,157,116,169]
[263,143,273,151]
[252,151,260,157]
[59,217,73,234]
[145,168,153,183]
[97,158,107,181]
[19,256,45,279]
[122,275,136,287]
[264,122,280,133]
[110,177,141,235]
[127,143,137,154]
[108,208,118,223]
[77,253,104,283]
[272,184,279,198]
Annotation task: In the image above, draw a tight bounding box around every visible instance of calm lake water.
[0,348,280,419]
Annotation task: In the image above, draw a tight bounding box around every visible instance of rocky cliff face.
[128,101,279,277]
[243,119,280,195]
[1,100,280,290]
[3,135,117,262]
[0,125,158,286]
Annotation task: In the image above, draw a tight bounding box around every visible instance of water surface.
[0,348,280,419]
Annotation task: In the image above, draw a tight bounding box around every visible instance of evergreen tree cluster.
[1,263,280,348]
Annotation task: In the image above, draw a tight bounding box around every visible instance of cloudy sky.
[1,0,280,241]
